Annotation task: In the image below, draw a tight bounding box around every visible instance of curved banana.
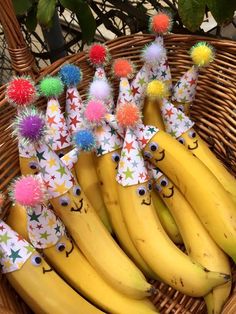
[117,180,229,297]
[94,149,157,279]
[151,190,182,244]
[0,222,103,314]
[155,173,231,313]
[6,204,158,314]
[143,96,165,130]
[178,129,236,205]
[19,156,40,176]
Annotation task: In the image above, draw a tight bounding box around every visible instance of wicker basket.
[0,1,236,313]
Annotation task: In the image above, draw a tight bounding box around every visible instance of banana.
[151,189,183,244]
[6,204,158,314]
[0,221,103,314]
[143,95,165,130]
[155,173,231,313]
[19,156,40,176]
[140,126,236,261]
[117,180,229,297]
[178,129,236,205]
[94,149,157,279]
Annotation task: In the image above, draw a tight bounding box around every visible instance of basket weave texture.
[0,12,235,314]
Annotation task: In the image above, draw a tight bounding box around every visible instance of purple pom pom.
[19,115,45,141]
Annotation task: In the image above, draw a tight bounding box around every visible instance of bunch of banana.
[12,107,154,299]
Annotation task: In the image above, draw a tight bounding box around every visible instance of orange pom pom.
[116,102,141,128]
[150,12,172,35]
[113,59,134,78]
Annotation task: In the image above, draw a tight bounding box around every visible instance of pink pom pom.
[12,176,46,207]
[84,99,107,124]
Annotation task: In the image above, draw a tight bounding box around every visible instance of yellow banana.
[6,204,158,314]
[141,127,236,261]
[143,96,165,130]
[151,190,183,244]
[19,156,40,176]
[178,129,236,205]
[93,149,157,279]
[155,173,231,313]
[117,180,229,297]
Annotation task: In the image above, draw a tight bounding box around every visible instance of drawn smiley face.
[136,181,152,206]
[19,157,40,175]
[30,253,53,274]
[54,234,74,258]
[156,176,174,199]
[144,142,165,163]
[177,129,199,151]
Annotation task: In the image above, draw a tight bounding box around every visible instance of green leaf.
[25,5,37,32]
[178,0,206,32]
[206,0,236,25]
[37,0,56,27]
[59,0,96,44]
[12,0,32,16]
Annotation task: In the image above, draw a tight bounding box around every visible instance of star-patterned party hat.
[59,64,84,134]
[0,220,35,273]
[39,76,71,152]
[171,42,215,113]
[145,161,163,182]
[130,41,166,109]
[61,147,79,170]
[149,12,173,91]
[134,124,159,150]
[18,139,37,159]
[161,100,194,138]
[116,127,149,186]
[112,59,135,106]
[88,43,114,111]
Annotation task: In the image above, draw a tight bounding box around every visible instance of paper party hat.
[161,100,194,138]
[171,42,215,109]
[0,220,35,273]
[59,64,84,134]
[145,161,163,181]
[39,76,71,151]
[116,127,149,186]
[61,147,79,170]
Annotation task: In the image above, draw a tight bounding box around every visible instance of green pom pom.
[39,76,64,98]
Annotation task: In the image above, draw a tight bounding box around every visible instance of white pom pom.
[142,43,166,65]
[89,80,112,101]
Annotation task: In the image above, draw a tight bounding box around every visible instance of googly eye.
[56,242,66,252]
[112,152,120,163]
[148,182,152,191]
[31,254,42,266]
[188,130,196,139]
[73,186,81,196]
[58,152,65,158]
[178,137,185,145]
[144,151,152,159]
[160,177,168,187]
[177,104,184,112]
[149,142,158,152]
[59,197,70,207]
[137,186,147,196]
[29,161,39,170]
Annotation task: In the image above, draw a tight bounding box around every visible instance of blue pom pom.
[59,64,82,87]
[73,129,96,151]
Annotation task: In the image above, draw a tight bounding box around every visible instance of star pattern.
[65,87,84,134]
[130,64,149,108]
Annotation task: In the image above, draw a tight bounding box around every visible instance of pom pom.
[112,59,134,79]
[59,64,82,87]
[149,11,173,35]
[39,76,64,98]
[146,80,169,99]
[6,77,37,107]
[142,42,166,65]
[10,176,46,207]
[88,43,110,67]
[13,107,46,143]
[73,129,96,151]
[116,102,141,128]
[89,80,112,101]
[84,99,107,124]
[190,42,215,67]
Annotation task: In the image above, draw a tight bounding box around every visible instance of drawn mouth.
[71,199,83,212]
[43,267,53,274]
[66,239,74,257]
[188,140,198,150]
[154,150,165,162]
[115,164,118,170]
[163,186,174,198]
[141,198,152,206]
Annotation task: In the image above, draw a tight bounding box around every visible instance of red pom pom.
[6,77,37,107]
[113,59,134,78]
[116,102,141,128]
[88,44,108,66]
[150,12,172,35]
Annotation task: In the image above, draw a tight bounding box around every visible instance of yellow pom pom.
[190,42,214,67]
[146,80,169,99]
